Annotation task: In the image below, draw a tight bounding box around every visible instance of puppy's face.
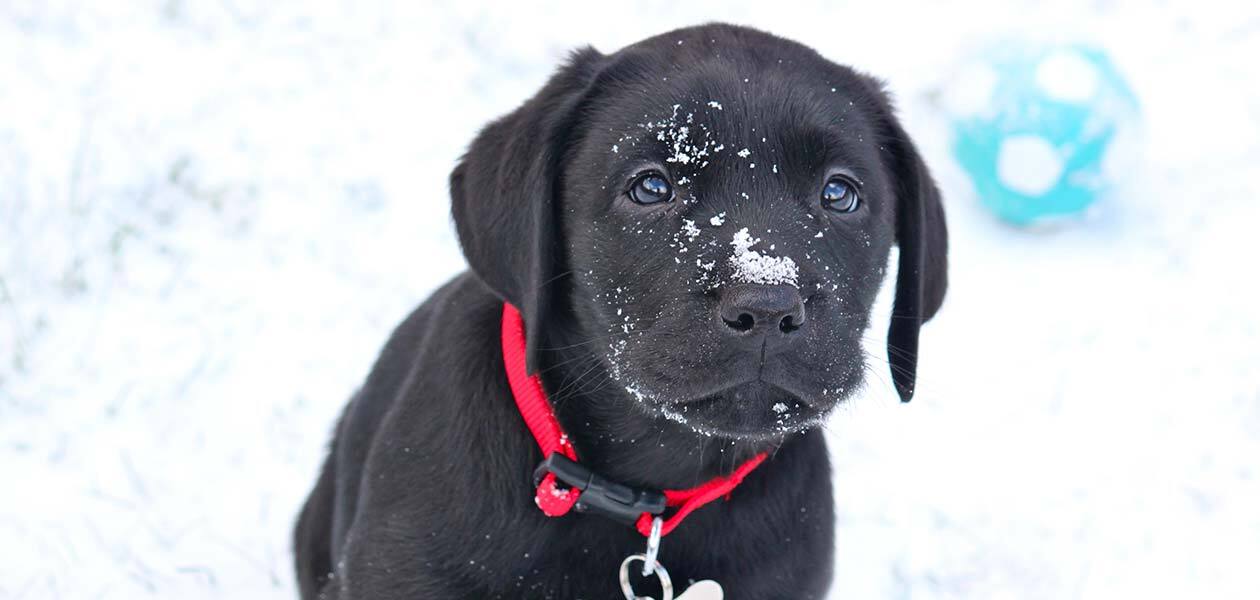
[453,25,946,442]
[560,55,901,440]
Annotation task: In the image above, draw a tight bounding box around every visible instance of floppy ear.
[450,47,605,374]
[879,110,949,402]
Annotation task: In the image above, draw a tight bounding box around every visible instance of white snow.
[709,212,726,226]
[3,3,1260,600]
[941,62,1000,117]
[681,219,701,240]
[729,228,800,287]
[640,104,718,169]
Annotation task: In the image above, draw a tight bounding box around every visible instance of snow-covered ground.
[3,1,1259,598]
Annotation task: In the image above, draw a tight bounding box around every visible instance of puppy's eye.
[629,173,674,205]
[821,177,860,213]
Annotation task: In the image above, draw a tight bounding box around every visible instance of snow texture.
[3,2,1260,599]
[729,228,800,287]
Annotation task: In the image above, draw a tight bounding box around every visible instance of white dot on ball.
[1035,51,1100,103]
[997,135,1064,196]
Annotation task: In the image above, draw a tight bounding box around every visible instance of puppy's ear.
[450,47,605,373]
[877,105,949,402]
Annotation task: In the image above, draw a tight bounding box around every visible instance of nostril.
[779,314,801,334]
[724,313,756,332]
[717,284,805,340]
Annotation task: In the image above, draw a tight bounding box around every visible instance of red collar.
[501,303,766,538]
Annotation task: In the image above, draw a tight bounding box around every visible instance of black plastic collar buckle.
[533,453,667,525]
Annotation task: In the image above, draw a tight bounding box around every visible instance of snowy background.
[3,1,1259,598]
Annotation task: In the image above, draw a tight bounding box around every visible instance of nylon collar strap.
[501,303,766,537]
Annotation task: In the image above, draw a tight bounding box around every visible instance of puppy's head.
[453,24,947,440]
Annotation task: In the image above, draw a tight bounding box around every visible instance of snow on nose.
[729,228,798,287]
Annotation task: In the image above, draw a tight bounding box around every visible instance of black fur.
[294,23,947,599]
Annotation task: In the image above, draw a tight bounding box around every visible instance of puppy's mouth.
[675,373,821,405]
[654,378,827,440]
[606,320,868,440]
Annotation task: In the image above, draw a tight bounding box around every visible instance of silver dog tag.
[675,580,724,600]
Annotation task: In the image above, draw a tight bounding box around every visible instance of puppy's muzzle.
[717,284,806,353]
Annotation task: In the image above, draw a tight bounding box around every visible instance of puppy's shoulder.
[361,271,500,396]
[338,272,500,452]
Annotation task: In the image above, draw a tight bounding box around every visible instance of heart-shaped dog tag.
[675,580,724,600]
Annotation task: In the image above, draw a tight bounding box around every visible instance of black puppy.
[294,23,946,600]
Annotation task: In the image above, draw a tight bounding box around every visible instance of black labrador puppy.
[294,23,946,600]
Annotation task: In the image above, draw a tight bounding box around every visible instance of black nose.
[718,284,807,349]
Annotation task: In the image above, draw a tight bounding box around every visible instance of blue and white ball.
[942,43,1140,225]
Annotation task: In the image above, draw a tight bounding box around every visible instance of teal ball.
[943,43,1140,225]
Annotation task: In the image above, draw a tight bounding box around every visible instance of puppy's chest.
[480,551,736,600]
[468,525,806,600]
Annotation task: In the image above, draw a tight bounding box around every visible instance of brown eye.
[629,173,673,205]
[821,177,860,213]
